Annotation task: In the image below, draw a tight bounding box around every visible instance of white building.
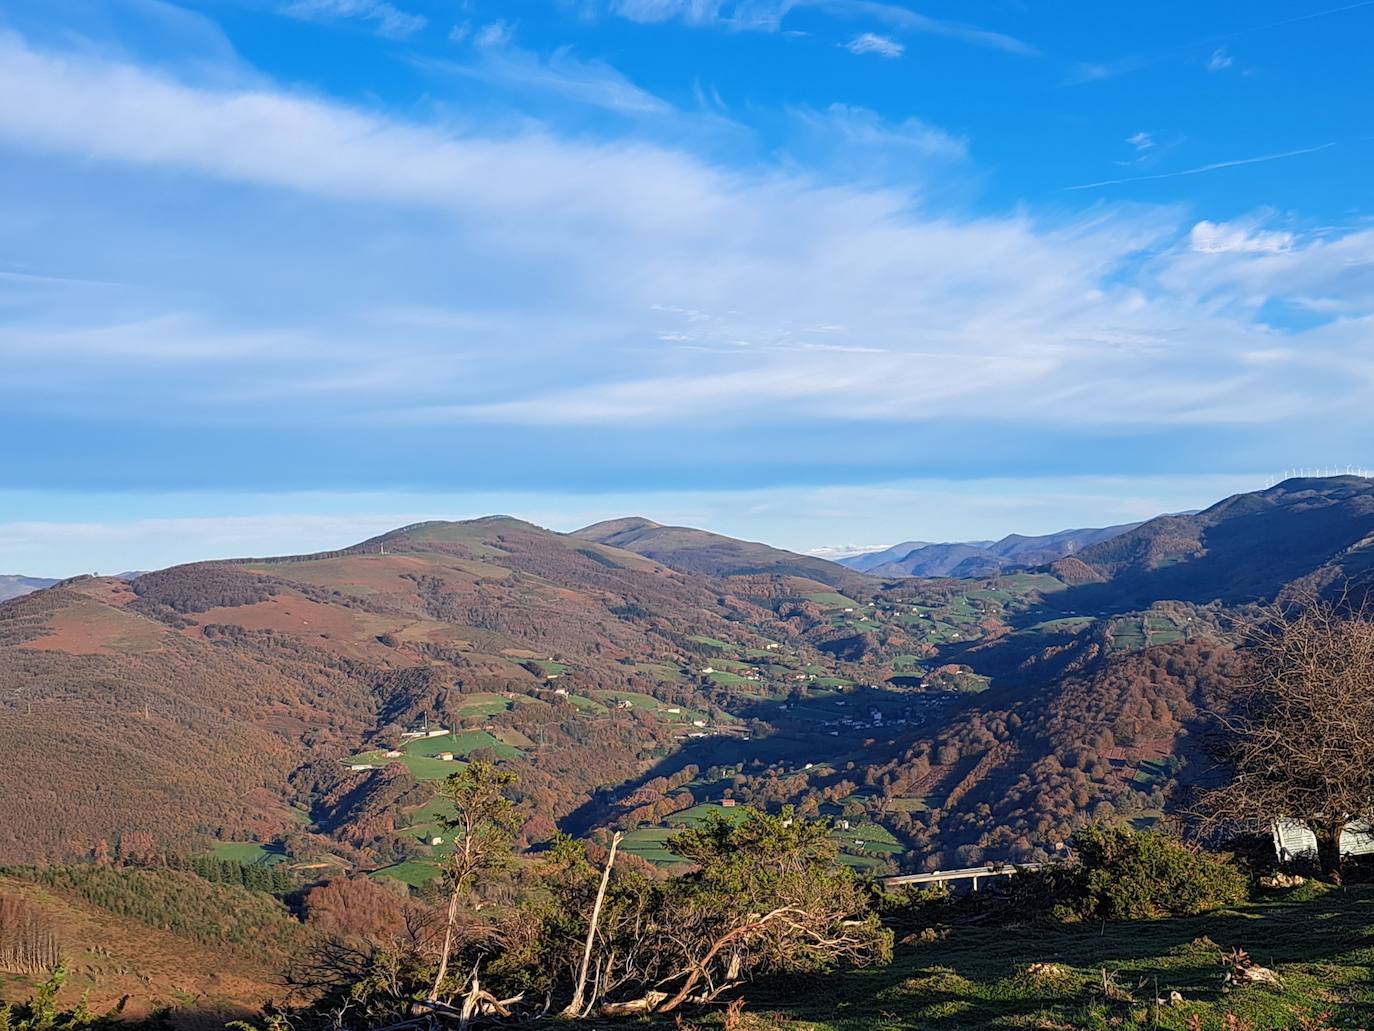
[1272,819,1374,862]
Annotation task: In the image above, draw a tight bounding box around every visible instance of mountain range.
[0,575,58,602]
[6,476,1374,887]
[837,522,1143,578]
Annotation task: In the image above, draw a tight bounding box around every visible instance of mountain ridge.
[841,522,1141,578]
[572,516,869,590]
[7,477,1374,886]
[0,575,59,602]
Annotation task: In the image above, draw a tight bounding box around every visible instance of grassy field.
[370,858,441,887]
[804,592,862,609]
[209,841,286,866]
[404,730,523,760]
[351,749,466,780]
[619,826,686,865]
[526,659,567,676]
[453,692,513,718]
[697,884,1374,1030]
[566,693,608,713]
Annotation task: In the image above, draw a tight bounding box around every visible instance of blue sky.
[3,0,1374,575]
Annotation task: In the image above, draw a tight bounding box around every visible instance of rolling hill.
[0,515,899,869]
[572,516,870,590]
[1050,476,1374,611]
[5,478,1374,884]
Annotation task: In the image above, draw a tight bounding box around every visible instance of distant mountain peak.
[0,575,59,603]
[836,524,1140,578]
[572,516,664,538]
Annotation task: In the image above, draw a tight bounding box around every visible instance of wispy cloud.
[1066,142,1338,191]
[278,0,426,39]
[1207,47,1234,71]
[3,32,1373,501]
[609,0,795,30]
[416,45,673,116]
[821,0,1038,56]
[845,32,902,58]
[473,20,514,48]
[603,0,1037,54]
[1126,131,1154,153]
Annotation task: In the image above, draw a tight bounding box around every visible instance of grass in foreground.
[665,884,1374,1030]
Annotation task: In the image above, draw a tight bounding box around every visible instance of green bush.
[1057,825,1248,920]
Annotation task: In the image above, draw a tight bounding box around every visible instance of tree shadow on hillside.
[558,688,969,837]
[1019,503,1374,624]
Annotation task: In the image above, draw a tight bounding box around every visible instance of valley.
[4,477,1372,886]
[6,476,1374,1024]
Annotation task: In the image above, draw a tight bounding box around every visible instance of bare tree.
[428,761,520,1002]
[0,896,61,974]
[562,830,622,1017]
[591,808,891,1016]
[1197,596,1374,880]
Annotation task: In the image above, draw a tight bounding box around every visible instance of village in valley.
[197,561,1214,889]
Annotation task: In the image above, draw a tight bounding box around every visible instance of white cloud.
[845,32,903,58]
[609,0,795,30]
[2,32,1373,447]
[604,0,1036,53]
[822,0,1037,56]
[1190,219,1294,255]
[1208,47,1234,72]
[782,104,967,185]
[278,0,426,38]
[1127,131,1153,152]
[416,45,674,116]
[473,20,514,48]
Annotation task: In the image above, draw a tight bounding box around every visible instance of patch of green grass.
[631,662,687,682]
[1027,616,1095,634]
[403,730,523,759]
[371,859,441,887]
[687,634,731,650]
[399,795,451,830]
[834,823,903,854]
[453,693,513,718]
[885,796,929,813]
[526,659,567,676]
[619,827,686,866]
[352,748,468,781]
[593,690,665,712]
[837,851,887,872]
[804,592,861,609]
[706,670,751,686]
[691,887,1374,1030]
[998,572,1069,593]
[565,693,608,713]
[666,803,747,827]
[209,841,286,867]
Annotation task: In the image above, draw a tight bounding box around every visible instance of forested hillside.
[4,479,1372,880]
